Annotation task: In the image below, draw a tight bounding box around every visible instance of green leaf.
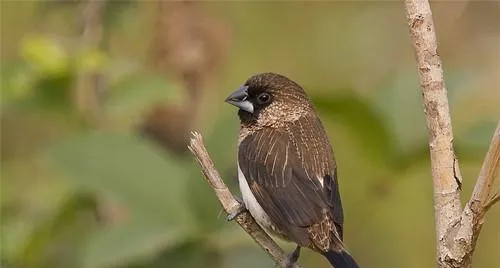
[0,60,74,114]
[12,193,100,268]
[0,57,75,114]
[47,132,196,267]
[19,35,69,77]
[84,219,185,268]
[48,132,194,224]
[120,238,220,268]
[74,49,108,73]
[221,246,275,268]
[0,61,37,104]
[104,72,182,125]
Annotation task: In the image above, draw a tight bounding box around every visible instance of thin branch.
[449,122,500,268]
[483,192,500,212]
[404,0,463,266]
[188,132,301,268]
[469,121,500,214]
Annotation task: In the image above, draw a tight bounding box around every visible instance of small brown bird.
[225,73,359,268]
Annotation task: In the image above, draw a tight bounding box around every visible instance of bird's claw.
[226,198,246,221]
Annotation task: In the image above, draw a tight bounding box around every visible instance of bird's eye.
[257,93,271,104]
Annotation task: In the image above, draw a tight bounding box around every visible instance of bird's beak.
[225,85,254,113]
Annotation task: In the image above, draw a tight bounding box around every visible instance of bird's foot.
[226,198,246,221]
[283,246,301,268]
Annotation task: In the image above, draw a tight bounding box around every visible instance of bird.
[225,72,359,268]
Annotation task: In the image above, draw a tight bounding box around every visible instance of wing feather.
[238,116,345,250]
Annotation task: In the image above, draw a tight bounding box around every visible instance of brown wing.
[238,115,344,251]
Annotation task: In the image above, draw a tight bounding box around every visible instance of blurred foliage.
[312,93,395,167]
[1,1,499,268]
[12,192,100,268]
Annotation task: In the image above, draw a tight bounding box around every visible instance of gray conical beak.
[225,85,254,113]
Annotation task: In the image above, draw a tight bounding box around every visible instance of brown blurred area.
[1,1,499,268]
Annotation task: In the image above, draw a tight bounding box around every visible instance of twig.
[447,123,500,268]
[469,122,500,213]
[445,122,500,268]
[188,132,301,268]
[462,121,500,238]
[404,0,463,266]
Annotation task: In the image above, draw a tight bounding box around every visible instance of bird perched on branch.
[225,73,359,268]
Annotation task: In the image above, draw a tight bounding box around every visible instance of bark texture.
[405,0,500,267]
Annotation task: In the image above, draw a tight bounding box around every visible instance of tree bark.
[404,0,500,267]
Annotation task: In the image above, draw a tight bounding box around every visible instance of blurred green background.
[1,1,499,268]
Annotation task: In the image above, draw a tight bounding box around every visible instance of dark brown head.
[225,73,313,127]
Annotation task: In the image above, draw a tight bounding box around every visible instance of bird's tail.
[323,250,360,268]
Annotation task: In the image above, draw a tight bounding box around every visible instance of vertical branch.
[73,0,106,125]
[405,1,500,267]
[141,1,230,155]
[404,0,463,266]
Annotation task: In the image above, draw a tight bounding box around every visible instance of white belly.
[237,164,274,230]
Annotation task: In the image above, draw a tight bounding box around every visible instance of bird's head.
[225,72,313,127]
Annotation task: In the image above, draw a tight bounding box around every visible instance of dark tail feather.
[323,250,360,268]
